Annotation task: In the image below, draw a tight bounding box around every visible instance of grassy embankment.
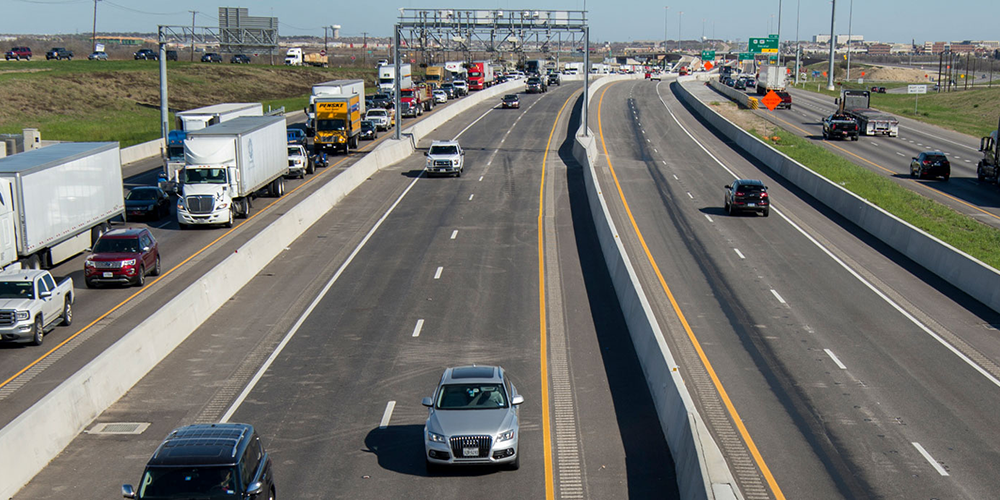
[714,102,1000,268]
[0,60,381,147]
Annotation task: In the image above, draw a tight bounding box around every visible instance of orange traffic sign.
[704,61,714,71]
[761,90,782,111]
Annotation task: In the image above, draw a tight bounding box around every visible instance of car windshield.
[925,155,947,162]
[361,121,374,130]
[287,146,303,156]
[367,110,386,117]
[0,281,34,299]
[429,145,459,155]
[737,185,765,193]
[504,95,517,101]
[436,383,508,409]
[182,168,227,184]
[93,237,140,253]
[138,466,238,499]
[317,119,346,131]
[527,78,540,84]
[126,189,158,201]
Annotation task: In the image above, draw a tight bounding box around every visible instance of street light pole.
[794,0,800,84]
[678,11,683,52]
[826,0,836,90]
[846,0,854,81]
[664,6,669,56]
[776,0,782,66]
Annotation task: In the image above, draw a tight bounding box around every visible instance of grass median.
[732,110,1000,268]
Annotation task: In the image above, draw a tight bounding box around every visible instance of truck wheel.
[272,177,284,197]
[978,163,986,182]
[31,316,44,346]
[306,160,315,175]
[62,299,73,326]
[224,208,234,228]
[178,223,189,230]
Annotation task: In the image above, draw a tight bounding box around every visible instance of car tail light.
[736,192,744,196]
[761,192,768,198]
[923,160,931,165]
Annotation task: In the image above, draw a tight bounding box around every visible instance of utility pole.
[91,0,101,51]
[189,11,198,62]
[678,11,682,52]
[663,6,669,59]
[362,31,368,66]
[794,0,800,84]
[776,0,782,66]
[846,0,853,81]
[826,0,836,90]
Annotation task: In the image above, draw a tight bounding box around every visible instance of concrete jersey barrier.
[674,76,1000,315]
[0,78,523,499]
[571,74,742,500]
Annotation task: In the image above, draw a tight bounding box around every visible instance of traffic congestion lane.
[0,95,466,428]
[593,78,1000,498]
[723,84,1000,229]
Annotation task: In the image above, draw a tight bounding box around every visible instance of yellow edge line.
[538,89,579,500]
[598,83,786,499]
[0,125,402,391]
[764,112,1000,223]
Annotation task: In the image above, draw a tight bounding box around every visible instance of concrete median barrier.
[119,137,164,165]
[673,78,1000,315]
[0,79,522,499]
[572,74,742,500]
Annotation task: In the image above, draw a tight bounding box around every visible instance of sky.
[0,0,993,45]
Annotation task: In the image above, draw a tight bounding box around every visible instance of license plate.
[462,447,479,457]
[747,203,756,207]
[102,272,113,278]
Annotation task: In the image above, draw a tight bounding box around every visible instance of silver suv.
[425,140,465,177]
[422,365,523,471]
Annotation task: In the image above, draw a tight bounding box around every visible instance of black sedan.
[125,186,171,220]
[201,53,222,63]
[360,120,378,140]
[502,94,520,109]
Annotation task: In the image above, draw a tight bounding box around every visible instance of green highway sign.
[749,37,778,54]
[768,54,778,64]
[738,52,753,61]
[768,34,778,39]
[701,49,716,61]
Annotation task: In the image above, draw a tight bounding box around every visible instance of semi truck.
[425,65,447,89]
[401,84,434,113]
[284,48,328,67]
[976,119,1000,183]
[378,63,413,94]
[0,142,125,270]
[835,89,899,137]
[162,103,264,192]
[176,116,288,229]
[444,61,468,82]
[467,61,494,90]
[755,66,786,94]
[305,79,365,154]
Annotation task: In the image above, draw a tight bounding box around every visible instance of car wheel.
[151,255,161,276]
[910,167,916,178]
[508,451,520,470]
[943,174,949,182]
[85,278,96,289]
[725,200,732,215]
[763,208,770,217]
[135,265,146,287]
[31,316,45,346]
[306,160,315,175]
[852,135,859,141]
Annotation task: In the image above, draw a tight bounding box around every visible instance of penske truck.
[305,79,365,154]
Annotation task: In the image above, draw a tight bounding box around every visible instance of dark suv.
[123,423,276,500]
[4,46,32,60]
[910,151,950,181]
[134,48,158,60]
[724,179,770,216]
[230,54,251,64]
[201,52,223,63]
[84,228,160,288]
[45,47,73,60]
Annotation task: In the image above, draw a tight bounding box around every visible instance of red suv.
[5,47,32,61]
[84,228,161,288]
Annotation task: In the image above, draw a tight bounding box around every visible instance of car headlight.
[85,259,95,268]
[14,310,29,321]
[427,430,447,443]
[177,199,186,210]
[120,259,136,267]
[496,429,515,443]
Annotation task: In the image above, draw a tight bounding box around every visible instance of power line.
[102,0,185,16]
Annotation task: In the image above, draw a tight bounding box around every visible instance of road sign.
[749,37,778,54]
[768,34,778,39]
[701,49,715,61]
[907,84,928,94]
[738,52,753,61]
[761,90,782,111]
[858,78,864,84]
[320,50,327,56]
[703,61,714,71]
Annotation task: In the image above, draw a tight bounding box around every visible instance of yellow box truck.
[314,95,362,154]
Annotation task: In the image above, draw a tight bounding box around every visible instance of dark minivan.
[124,423,275,500]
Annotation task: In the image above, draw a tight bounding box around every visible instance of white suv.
[425,140,465,177]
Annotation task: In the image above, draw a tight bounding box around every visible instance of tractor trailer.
[836,89,899,137]
[162,103,264,192]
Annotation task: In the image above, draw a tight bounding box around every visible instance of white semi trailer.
[0,142,125,270]
[176,116,288,229]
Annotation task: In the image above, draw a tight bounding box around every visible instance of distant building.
[867,43,891,56]
[813,34,864,45]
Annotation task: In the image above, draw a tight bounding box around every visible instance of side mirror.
[122,484,136,499]
[142,246,150,253]
[40,291,52,298]
[246,482,263,496]
[424,152,429,156]
[511,395,524,406]
[912,157,917,161]
[422,397,433,407]
[723,185,731,189]
[834,98,840,105]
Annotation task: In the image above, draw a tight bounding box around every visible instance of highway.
[0,99,465,432]
[14,82,679,499]
[585,77,1000,498]
[729,84,1000,230]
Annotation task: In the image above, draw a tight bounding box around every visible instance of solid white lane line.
[469,194,475,201]
[412,319,425,337]
[450,230,458,239]
[734,248,745,259]
[912,442,950,476]
[824,349,847,369]
[656,85,1000,390]
[704,214,714,223]
[434,267,443,280]
[453,107,494,140]
[379,401,396,429]
[770,289,786,304]
[220,173,424,423]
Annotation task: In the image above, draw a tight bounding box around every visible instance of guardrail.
[674,76,1000,315]
[571,74,743,500]
[0,78,524,499]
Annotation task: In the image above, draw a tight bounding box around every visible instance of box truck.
[303,79,365,155]
[378,64,412,94]
[0,142,125,270]
[176,116,288,229]
[425,65,448,88]
[162,103,264,193]
[305,80,365,130]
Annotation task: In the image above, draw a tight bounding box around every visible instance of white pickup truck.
[0,269,74,346]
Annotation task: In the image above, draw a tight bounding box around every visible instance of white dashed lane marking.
[912,442,950,476]
[411,319,425,338]
[450,230,458,239]
[770,289,787,304]
[379,401,396,429]
[434,267,443,280]
[734,248,745,259]
[824,349,847,369]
